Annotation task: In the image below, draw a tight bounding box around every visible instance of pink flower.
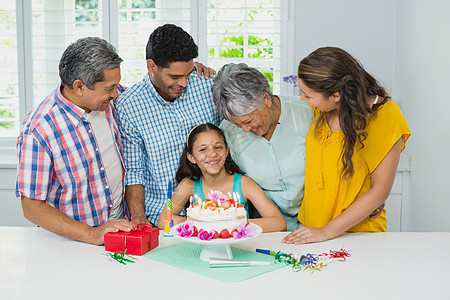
[177,221,195,238]
[207,191,229,204]
[233,222,257,239]
[198,230,216,241]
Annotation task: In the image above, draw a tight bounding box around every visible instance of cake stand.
[170,224,262,262]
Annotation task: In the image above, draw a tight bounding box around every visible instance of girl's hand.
[281,226,333,245]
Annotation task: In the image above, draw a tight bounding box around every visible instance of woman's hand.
[281,226,333,245]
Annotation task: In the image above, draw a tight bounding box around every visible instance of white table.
[0,227,449,300]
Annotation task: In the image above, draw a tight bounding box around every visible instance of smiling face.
[75,67,121,113]
[187,130,229,177]
[231,92,273,137]
[147,60,194,101]
[298,78,340,112]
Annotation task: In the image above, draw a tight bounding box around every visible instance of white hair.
[212,63,273,121]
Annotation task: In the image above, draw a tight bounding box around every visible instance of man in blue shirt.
[116,24,221,226]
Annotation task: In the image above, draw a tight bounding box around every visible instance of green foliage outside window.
[0,108,14,130]
[207,1,276,90]
[209,35,273,59]
[75,0,99,25]
[208,33,275,89]
[0,7,17,131]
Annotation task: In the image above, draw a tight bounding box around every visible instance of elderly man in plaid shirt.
[116,24,221,227]
[16,37,134,245]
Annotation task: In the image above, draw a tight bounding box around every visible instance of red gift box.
[104,224,159,256]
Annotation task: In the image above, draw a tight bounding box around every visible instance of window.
[0,1,19,138]
[117,0,191,85]
[31,0,103,108]
[0,0,291,151]
[206,0,281,94]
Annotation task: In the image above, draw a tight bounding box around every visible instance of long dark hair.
[175,123,244,183]
[298,47,389,179]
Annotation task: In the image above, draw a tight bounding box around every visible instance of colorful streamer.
[256,248,351,272]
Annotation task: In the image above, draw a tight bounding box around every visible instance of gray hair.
[212,63,273,121]
[59,37,123,90]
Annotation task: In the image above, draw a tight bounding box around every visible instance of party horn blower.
[163,181,174,237]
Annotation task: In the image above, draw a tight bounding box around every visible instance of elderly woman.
[212,63,313,231]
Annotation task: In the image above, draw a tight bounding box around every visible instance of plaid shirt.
[116,72,221,225]
[16,84,126,226]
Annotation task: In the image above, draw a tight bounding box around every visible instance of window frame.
[1,0,294,161]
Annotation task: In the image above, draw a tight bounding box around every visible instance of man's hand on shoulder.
[88,219,134,245]
[193,62,216,79]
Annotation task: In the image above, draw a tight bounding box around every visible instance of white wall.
[291,0,450,232]
[292,0,397,93]
[394,0,450,231]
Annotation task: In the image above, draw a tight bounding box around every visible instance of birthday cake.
[177,191,254,240]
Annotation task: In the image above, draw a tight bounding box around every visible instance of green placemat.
[144,242,286,282]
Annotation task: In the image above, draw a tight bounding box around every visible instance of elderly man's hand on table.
[88,219,134,245]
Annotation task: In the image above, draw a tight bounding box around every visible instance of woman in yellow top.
[282,47,410,244]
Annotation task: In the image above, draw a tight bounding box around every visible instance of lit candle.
[189,195,193,206]
[194,194,202,214]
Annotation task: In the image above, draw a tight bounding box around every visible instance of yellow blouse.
[298,101,411,232]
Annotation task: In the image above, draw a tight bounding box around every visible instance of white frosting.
[187,205,246,221]
[186,205,247,233]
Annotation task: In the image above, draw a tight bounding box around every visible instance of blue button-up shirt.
[116,72,221,225]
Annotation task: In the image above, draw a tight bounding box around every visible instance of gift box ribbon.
[120,224,152,250]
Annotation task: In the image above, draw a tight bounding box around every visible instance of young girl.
[157,123,286,232]
[282,47,410,244]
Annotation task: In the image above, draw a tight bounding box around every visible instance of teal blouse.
[193,173,249,217]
